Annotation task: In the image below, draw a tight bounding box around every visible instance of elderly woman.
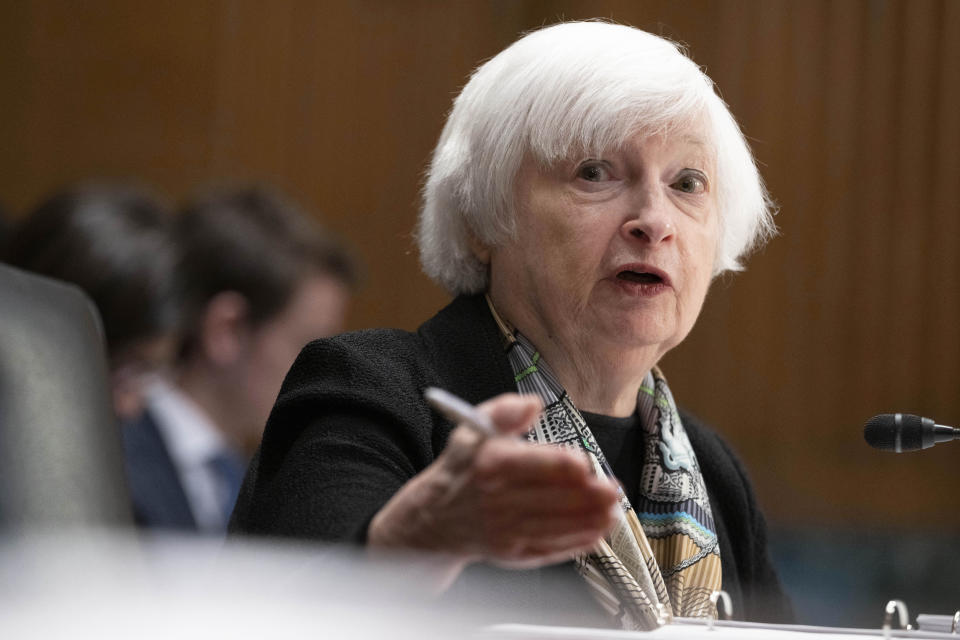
[231,21,791,629]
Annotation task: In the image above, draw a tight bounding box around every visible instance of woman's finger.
[488,529,610,568]
[473,438,595,488]
[484,508,615,544]
[477,393,543,437]
[478,483,619,519]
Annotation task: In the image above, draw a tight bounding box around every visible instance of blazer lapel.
[121,408,198,531]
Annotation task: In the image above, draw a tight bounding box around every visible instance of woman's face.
[487,121,719,366]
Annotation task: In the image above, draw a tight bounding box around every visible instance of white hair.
[417,21,775,295]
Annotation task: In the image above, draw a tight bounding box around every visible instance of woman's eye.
[672,172,707,194]
[576,162,610,182]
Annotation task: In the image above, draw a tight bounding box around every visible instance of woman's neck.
[487,294,657,417]
[532,330,655,417]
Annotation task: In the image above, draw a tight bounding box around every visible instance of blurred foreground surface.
[0,530,470,639]
[1,527,957,638]
[0,528,606,638]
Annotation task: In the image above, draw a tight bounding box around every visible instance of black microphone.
[864,413,960,452]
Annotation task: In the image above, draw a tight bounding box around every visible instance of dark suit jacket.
[230,294,792,623]
[122,408,197,531]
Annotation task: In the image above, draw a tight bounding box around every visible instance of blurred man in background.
[3,183,181,421]
[123,186,358,535]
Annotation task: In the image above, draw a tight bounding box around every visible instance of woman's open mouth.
[617,270,663,285]
[613,266,671,295]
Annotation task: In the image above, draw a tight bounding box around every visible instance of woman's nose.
[622,187,674,244]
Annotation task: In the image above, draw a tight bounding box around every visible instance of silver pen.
[423,387,496,437]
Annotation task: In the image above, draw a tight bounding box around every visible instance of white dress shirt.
[144,379,242,533]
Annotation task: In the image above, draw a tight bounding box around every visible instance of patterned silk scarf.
[486,297,722,630]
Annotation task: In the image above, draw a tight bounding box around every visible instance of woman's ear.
[467,230,491,264]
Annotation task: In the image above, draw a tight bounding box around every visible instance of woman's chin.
[588,291,677,343]
[591,314,678,356]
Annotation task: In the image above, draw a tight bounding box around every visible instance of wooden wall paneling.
[206,1,299,184]
[821,0,866,451]
[0,2,33,214]
[715,0,828,521]
[311,1,528,331]
[840,0,959,531]
[725,0,803,477]
[276,1,530,331]
[889,0,939,406]
[799,0,872,522]
[848,0,899,445]
[0,2,222,211]
[886,0,953,523]
[927,0,960,418]
[161,1,531,331]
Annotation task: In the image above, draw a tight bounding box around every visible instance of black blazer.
[230,294,792,623]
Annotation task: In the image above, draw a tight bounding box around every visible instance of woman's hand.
[367,393,618,589]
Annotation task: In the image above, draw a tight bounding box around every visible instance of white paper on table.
[479,620,959,640]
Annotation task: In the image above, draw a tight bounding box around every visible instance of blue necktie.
[207,451,246,528]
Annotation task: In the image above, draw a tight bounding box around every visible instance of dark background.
[2,0,957,627]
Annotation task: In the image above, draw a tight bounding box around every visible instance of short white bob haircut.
[418,21,775,295]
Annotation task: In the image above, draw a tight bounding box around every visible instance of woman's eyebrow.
[677,136,716,169]
[680,134,710,148]
[680,133,715,155]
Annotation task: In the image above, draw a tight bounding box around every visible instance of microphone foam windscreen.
[864,413,923,451]
[864,414,897,450]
